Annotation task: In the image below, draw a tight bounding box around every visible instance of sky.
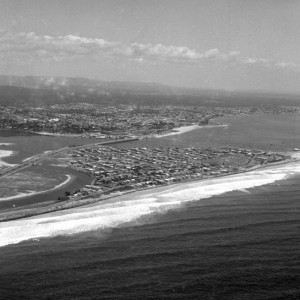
[1,0,300,93]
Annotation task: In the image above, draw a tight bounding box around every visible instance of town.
[1,103,299,138]
[59,145,290,200]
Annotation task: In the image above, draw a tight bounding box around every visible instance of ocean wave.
[1,159,300,247]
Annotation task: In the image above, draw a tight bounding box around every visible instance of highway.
[0,137,139,179]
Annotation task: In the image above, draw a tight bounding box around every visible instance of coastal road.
[0,138,139,179]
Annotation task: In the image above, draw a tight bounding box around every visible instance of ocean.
[1,112,299,206]
[0,159,300,299]
[1,113,300,299]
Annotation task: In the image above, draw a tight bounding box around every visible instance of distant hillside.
[0,75,175,95]
[0,85,107,107]
[0,75,300,107]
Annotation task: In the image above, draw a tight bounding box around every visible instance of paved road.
[0,138,138,179]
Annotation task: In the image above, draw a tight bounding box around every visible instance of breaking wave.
[1,159,300,247]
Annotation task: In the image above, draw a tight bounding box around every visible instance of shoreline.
[22,150,53,162]
[1,153,300,248]
[154,125,201,138]
[28,131,83,137]
[152,124,227,138]
[30,124,225,139]
[0,154,298,223]
[0,148,16,168]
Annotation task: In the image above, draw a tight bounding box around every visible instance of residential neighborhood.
[1,103,299,138]
[60,145,290,199]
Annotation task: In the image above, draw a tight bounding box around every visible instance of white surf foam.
[1,159,300,247]
[154,125,200,138]
[0,149,15,167]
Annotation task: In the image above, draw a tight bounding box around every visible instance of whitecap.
[1,158,300,247]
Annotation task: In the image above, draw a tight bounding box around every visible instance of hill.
[0,75,300,107]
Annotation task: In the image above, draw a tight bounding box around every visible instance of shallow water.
[113,113,300,151]
[1,156,299,247]
[0,175,299,299]
[0,114,300,299]
[0,135,104,164]
[0,163,91,210]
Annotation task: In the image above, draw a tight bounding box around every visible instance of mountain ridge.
[0,75,300,107]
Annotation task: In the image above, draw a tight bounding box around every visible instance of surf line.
[0,153,299,222]
[1,158,300,248]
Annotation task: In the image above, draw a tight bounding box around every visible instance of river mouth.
[0,161,91,211]
[1,113,299,213]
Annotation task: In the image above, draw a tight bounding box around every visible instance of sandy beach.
[153,125,200,138]
[31,131,82,137]
[153,124,228,138]
[1,153,300,247]
[0,148,15,168]
[87,153,300,208]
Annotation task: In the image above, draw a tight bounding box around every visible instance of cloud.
[0,31,226,64]
[204,48,223,59]
[0,31,297,70]
[240,57,298,70]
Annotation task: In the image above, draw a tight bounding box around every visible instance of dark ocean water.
[0,175,299,300]
[1,113,300,299]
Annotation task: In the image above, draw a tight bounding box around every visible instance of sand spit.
[154,124,227,138]
[29,131,82,137]
[22,150,53,162]
[0,143,15,146]
[0,149,15,167]
[1,155,300,247]
[153,125,200,138]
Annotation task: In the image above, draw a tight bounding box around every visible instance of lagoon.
[113,113,300,151]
